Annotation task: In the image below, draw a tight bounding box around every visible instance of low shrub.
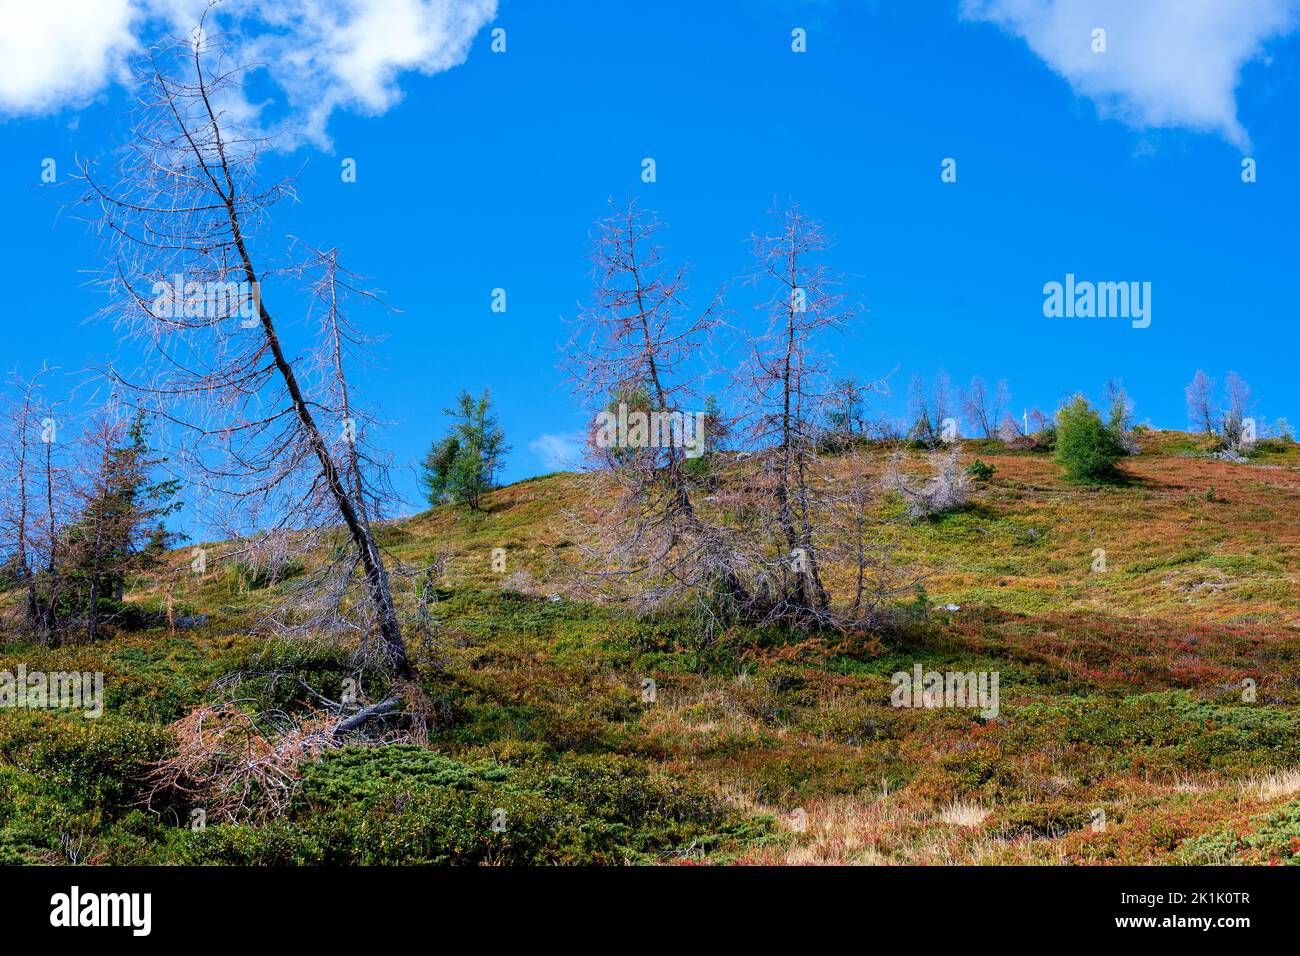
[0,713,171,813]
[165,746,765,865]
[1054,396,1125,482]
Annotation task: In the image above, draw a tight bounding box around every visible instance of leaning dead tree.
[75,34,413,679]
[263,242,406,647]
[562,199,753,624]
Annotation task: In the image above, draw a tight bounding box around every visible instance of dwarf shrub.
[1054,396,1125,482]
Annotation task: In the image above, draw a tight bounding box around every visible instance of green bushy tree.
[59,413,182,641]
[1054,395,1124,483]
[421,390,509,510]
[419,435,460,504]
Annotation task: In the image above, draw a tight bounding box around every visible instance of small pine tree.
[60,413,182,640]
[421,390,509,510]
[683,393,727,479]
[419,435,460,505]
[1054,395,1124,483]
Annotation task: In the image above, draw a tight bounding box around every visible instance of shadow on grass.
[1060,464,1141,489]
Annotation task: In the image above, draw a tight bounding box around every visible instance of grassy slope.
[2,431,1299,864]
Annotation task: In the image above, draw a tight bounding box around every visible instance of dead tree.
[827,451,927,628]
[0,369,52,632]
[34,394,68,640]
[998,412,1022,442]
[960,376,1007,440]
[1186,370,1215,437]
[826,377,868,445]
[907,371,954,446]
[75,35,413,679]
[562,199,751,622]
[298,243,395,525]
[737,203,855,625]
[5,374,70,642]
[1222,371,1252,449]
[884,446,971,519]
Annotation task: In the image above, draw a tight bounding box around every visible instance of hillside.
[2,431,1299,865]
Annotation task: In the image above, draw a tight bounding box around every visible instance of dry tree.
[148,701,340,824]
[959,376,1008,440]
[998,409,1026,443]
[1185,370,1216,438]
[561,198,753,627]
[907,371,955,447]
[883,446,971,520]
[0,369,75,642]
[0,370,49,632]
[823,451,928,629]
[824,376,870,447]
[1222,371,1253,450]
[734,202,855,627]
[73,29,413,680]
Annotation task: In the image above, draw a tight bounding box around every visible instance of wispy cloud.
[0,0,498,147]
[960,0,1298,148]
[529,431,585,472]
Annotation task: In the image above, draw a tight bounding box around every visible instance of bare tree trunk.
[778,226,828,616]
[40,434,58,645]
[249,289,411,678]
[79,42,415,680]
[13,379,37,629]
[197,51,412,681]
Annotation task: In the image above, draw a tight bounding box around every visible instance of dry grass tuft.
[937,800,990,828]
[1241,768,1300,802]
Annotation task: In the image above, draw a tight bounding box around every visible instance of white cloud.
[960,0,1298,148]
[0,0,497,146]
[529,431,585,472]
[0,0,138,114]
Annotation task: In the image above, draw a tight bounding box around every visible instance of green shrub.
[188,746,769,865]
[1179,801,1300,865]
[175,821,332,865]
[293,746,510,807]
[0,713,171,813]
[1054,396,1125,482]
[231,638,385,714]
[966,459,996,482]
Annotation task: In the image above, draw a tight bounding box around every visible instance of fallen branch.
[333,695,402,737]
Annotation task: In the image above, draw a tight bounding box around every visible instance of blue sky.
[2,0,1298,524]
